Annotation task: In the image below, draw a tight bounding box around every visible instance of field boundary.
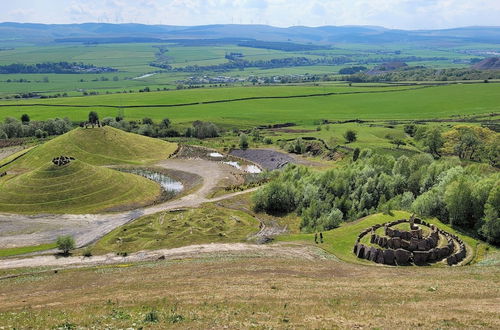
[0,85,436,109]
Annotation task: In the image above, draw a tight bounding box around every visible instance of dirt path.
[0,159,256,249]
[0,243,327,271]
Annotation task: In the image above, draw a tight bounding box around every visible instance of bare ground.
[0,242,324,270]
[0,158,252,249]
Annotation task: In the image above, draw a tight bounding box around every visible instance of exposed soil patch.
[230,148,297,170]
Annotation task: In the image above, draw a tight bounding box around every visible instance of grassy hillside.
[4,126,177,171]
[278,211,492,265]
[92,204,260,254]
[0,159,161,214]
[0,83,499,126]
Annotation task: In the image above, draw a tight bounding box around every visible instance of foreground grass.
[0,256,498,328]
[277,211,491,265]
[92,204,260,255]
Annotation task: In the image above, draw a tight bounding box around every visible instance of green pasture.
[0,83,498,127]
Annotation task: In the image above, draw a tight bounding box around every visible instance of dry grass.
[0,253,498,328]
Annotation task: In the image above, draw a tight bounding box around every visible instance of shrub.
[343,130,357,143]
[253,181,297,215]
[56,235,75,255]
[239,133,249,149]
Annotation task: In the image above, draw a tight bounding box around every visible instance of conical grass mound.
[6,126,177,171]
[0,160,161,214]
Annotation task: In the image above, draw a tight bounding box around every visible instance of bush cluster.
[254,152,499,244]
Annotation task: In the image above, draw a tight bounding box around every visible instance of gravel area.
[230,149,297,170]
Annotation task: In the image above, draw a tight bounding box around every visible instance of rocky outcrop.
[52,155,75,166]
[354,217,467,266]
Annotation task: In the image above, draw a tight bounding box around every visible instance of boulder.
[409,238,419,251]
[413,251,429,265]
[395,249,411,265]
[356,244,366,259]
[447,255,457,266]
[392,237,402,249]
[383,249,395,265]
[437,246,450,259]
[428,248,437,261]
[363,246,372,259]
[400,239,410,250]
[370,235,376,244]
[392,230,401,238]
[376,250,385,264]
[353,244,358,255]
[369,247,378,262]
[417,239,428,251]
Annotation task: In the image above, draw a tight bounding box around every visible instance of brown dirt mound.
[473,57,500,70]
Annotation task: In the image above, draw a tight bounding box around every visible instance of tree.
[20,114,30,124]
[56,235,75,255]
[352,148,360,161]
[444,178,474,228]
[343,130,357,143]
[239,133,249,149]
[390,138,406,149]
[88,111,99,125]
[423,127,444,157]
[404,124,417,137]
[142,117,154,125]
[160,118,171,128]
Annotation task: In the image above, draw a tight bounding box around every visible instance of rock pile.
[52,156,75,166]
[353,216,467,266]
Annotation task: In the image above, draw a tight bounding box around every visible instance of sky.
[2,0,500,30]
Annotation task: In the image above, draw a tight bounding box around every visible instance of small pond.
[120,168,184,193]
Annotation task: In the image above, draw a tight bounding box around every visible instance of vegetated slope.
[0,160,161,214]
[473,57,500,70]
[5,126,177,171]
[93,204,260,254]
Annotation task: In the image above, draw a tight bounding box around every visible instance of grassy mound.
[92,204,259,254]
[5,126,177,171]
[0,160,161,214]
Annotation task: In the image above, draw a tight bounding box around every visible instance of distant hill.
[1,22,500,45]
[473,57,500,70]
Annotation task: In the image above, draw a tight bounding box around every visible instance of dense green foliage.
[0,62,116,74]
[0,116,72,139]
[254,152,499,244]
[347,68,500,82]
[56,235,75,255]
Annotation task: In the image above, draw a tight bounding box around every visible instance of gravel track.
[0,243,327,271]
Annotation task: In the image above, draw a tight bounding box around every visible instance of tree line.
[345,68,500,82]
[0,62,117,74]
[253,152,499,245]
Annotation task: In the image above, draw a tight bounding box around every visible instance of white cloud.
[0,0,499,29]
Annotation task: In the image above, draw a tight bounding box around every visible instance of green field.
[0,83,498,127]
